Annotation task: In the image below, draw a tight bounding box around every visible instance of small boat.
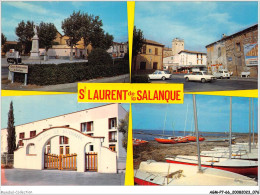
[166,155,258,176]
[133,138,148,147]
[134,161,257,186]
[175,136,189,143]
[185,135,205,142]
[154,137,177,144]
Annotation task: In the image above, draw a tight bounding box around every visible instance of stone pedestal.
[29,35,41,60]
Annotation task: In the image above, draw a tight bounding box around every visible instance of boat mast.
[249,98,251,153]
[163,104,168,136]
[192,94,202,173]
[229,97,232,159]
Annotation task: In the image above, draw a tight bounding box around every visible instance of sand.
[133,134,258,169]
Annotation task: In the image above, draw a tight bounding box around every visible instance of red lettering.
[79,89,85,99]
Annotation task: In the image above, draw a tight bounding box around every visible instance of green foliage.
[15,20,34,54]
[38,22,57,52]
[14,61,129,85]
[2,42,23,54]
[88,48,113,66]
[1,33,7,46]
[131,75,149,83]
[133,26,144,57]
[7,101,16,154]
[118,112,129,150]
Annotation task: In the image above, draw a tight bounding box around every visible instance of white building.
[163,55,180,71]
[1,103,128,173]
[178,50,207,72]
[107,42,128,58]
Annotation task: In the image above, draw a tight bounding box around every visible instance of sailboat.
[134,95,257,186]
[154,105,177,144]
[167,97,258,176]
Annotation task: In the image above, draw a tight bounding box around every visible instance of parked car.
[184,71,216,83]
[148,70,172,80]
[213,69,230,79]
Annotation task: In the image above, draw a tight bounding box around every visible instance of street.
[150,74,258,92]
[1,168,125,186]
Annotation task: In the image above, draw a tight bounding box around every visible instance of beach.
[133,134,258,169]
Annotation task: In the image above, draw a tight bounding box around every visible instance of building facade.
[107,42,128,58]
[1,103,127,173]
[163,55,180,71]
[172,38,184,55]
[206,24,258,77]
[135,39,164,71]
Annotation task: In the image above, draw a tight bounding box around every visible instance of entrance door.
[44,153,77,170]
[85,152,98,172]
[153,62,158,69]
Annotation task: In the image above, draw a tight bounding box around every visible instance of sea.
[133,129,246,141]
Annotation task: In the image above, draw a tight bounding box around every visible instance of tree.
[88,48,112,66]
[38,22,57,59]
[1,33,7,46]
[132,26,144,71]
[7,101,16,154]
[15,20,34,54]
[118,112,129,150]
[62,11,84,61]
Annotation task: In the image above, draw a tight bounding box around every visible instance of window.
[18,140,24,146]
[109,145,116,152]
[109,131,117,142]
[89,145,94,151]
[46,146,51,154]
[108,117,117,129]
[60,146,64,155]
[30,131,36,138]
[236,42,241,51]
[59,136,69,144]
[65,146,70,154]
[149,49,152,54]
[81,121,94,132]
[142,45,146,54]
[155,48,158,55]
[19,132,25,139]
[218,47,221,57]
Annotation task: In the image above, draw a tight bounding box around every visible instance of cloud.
[4,2,49,15]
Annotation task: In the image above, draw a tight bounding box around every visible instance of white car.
[213,69,230,79]
[184,71,216,83]
[148,70,172,81]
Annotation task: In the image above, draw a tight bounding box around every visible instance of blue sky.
[1,94,129,129]
[132,95,258,133]
[135,1,258,52]
[1,1,128,42]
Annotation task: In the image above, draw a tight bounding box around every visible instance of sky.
[135,1,258,52]
[132,94,258,134]
[1,94,130,129]
[1,1,128,42]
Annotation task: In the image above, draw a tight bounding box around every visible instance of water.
[133,129,232,141]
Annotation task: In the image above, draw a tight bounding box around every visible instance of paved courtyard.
[1,169,125,186]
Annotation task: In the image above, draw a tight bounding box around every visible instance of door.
[85,152,98,172]
[153,62,158,69]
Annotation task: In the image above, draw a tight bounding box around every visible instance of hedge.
[14,61,129,85]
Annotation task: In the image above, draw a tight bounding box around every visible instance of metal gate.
[85,152,97,172]
[44,153,77,170]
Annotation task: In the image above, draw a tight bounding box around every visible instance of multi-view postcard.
[1,1,259,194]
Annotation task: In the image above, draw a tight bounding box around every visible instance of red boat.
[133,138,148,146]
[154,137,177,144]
[176,136,189,143]
[185,135,205,142]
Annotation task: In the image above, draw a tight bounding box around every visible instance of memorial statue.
[33,25,38,35]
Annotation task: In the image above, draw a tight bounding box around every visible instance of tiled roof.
[178,50,206,55]
[143,39,164,47]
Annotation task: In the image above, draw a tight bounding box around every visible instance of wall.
[163,55,180,71]
[172,39,184,55]
[179,52,207,67]
[136,44,164,70]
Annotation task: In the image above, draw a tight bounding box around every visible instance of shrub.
[88,48,113,66]
[131,75,149,83]
[13,61,129,85]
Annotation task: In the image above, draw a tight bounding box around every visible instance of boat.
[133,138,148,147]
[185,135,205,142]
[165,155,258,176]
[154,137,177,144]
[175,136,189,143]
[134,161,257,186]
